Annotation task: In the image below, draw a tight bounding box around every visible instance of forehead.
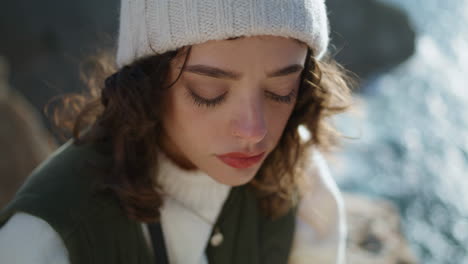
[176,35,308,67]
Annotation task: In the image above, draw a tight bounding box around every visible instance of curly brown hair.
[48,43,354,222]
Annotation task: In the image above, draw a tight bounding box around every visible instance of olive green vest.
[0,140,296,264]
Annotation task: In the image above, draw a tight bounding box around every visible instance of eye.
[265,88,298,104]
[186,88,227,108]
[185,85,298,108]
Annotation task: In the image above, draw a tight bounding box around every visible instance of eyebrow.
[181,64,304,80]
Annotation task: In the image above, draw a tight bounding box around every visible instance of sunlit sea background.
[333,0,468,263]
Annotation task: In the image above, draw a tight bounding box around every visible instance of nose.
[230,99,267,143]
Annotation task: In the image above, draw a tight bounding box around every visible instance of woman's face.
[160,35,308,186]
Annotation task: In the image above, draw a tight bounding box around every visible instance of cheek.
[164,86,221,140]
[266,103,296,139]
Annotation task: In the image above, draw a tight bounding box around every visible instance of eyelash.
[187,89,227,108]
[265,89,298,104]
[186,87,298,108]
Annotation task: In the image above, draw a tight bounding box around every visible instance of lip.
[216,152,266,169]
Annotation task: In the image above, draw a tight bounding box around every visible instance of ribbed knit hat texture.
[117,0,330,67]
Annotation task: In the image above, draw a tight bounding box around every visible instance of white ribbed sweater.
[0,149,346,264]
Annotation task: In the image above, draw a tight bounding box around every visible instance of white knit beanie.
[116,0,330,67]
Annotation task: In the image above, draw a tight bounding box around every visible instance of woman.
[0,0,353,263]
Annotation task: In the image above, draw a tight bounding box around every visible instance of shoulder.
[0,139,150,263]
[0,212,69,263]
[289,149,347,264]
[2,139,117,237]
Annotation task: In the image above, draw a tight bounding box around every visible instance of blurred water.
[332,0,468,263]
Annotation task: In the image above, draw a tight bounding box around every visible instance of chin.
[224,175,255,187]
[209,168,258,187]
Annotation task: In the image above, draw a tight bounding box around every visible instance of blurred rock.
[0,0,118,122]
[328,0,416,84]
[344,193,419,264]
[0,57,56,208]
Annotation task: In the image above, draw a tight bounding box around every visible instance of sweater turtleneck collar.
[153,150,232,264]
[155,149,231,223]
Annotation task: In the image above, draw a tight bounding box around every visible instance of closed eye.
[265,89,298,104]
[186,87,298,108]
